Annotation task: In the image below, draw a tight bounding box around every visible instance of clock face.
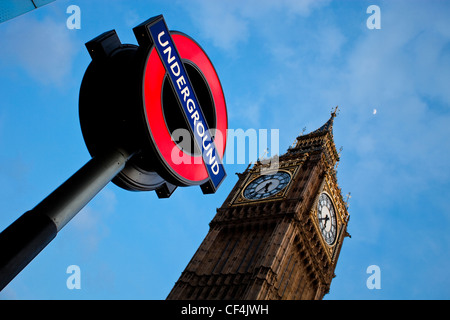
[243,171,291,200]
[317,193,337,245]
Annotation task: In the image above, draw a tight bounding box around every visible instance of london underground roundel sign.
[79,15,227,197]
[136,15,227,194]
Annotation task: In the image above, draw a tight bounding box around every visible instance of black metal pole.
[0,148,131,291]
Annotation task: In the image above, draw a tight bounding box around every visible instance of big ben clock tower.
[167,109,350,300]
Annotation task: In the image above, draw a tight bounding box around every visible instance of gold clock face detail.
[243,171,291,200]
[317,192,337,245]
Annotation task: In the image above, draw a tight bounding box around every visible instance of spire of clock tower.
[287,107,340,169]
[310,106,337,136]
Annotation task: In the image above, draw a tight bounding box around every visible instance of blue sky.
[0,0,449,299]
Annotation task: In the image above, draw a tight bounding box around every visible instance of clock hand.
[319,216,329,226]
[264,181,273,192]
[255,181,273,194]
[254,184,265,194]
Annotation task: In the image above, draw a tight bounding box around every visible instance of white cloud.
[71,188,117,254]
[183,0,330,52]
[0,14,79,86]
[124,9,140,28]
[183,0,249,51]
[315,26,347,61]
[280,0,331,15]
[229,98,262,127]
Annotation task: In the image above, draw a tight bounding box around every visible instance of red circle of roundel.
[142,32,227,185]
